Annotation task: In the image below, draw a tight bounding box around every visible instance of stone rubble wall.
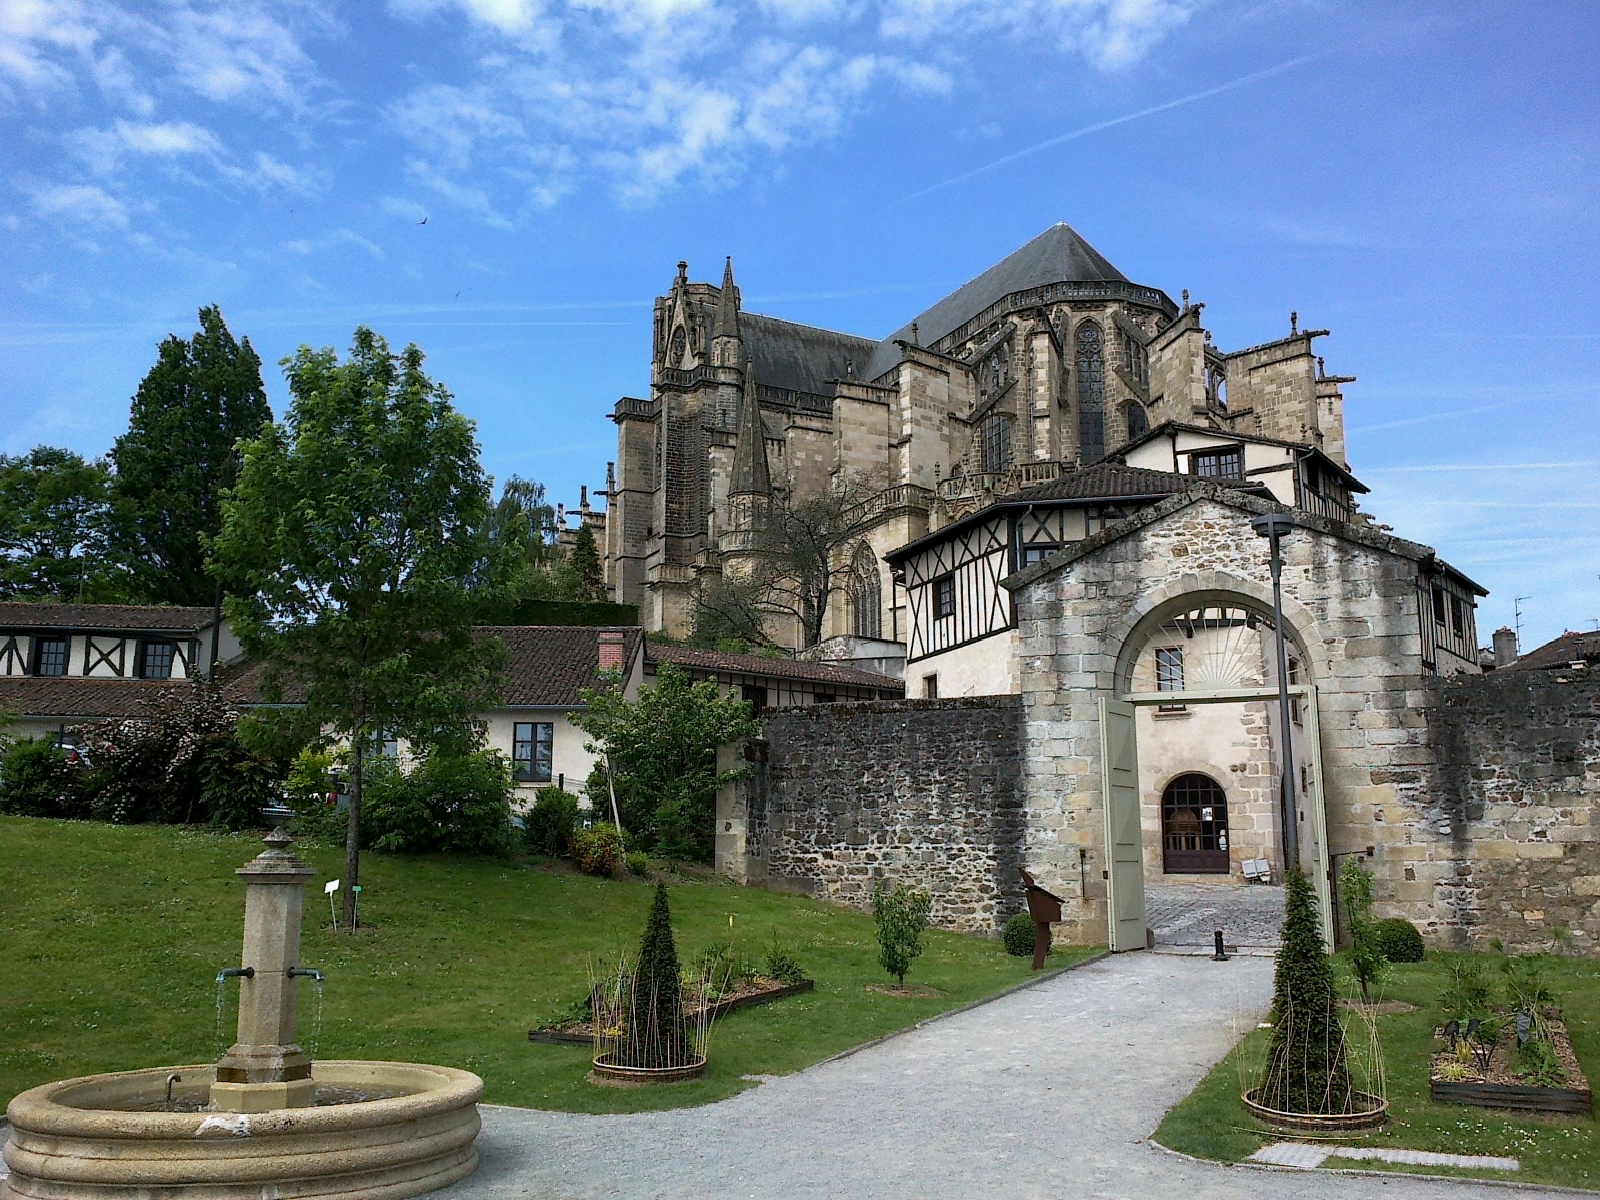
[1426,669,1600,954]
[718,697,1027,934]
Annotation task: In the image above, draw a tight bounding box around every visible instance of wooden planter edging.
[1429,1011,1592,1114]
[1429,1080,1593,1114]
[529,978,814,1046]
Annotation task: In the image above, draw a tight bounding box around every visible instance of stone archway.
[1099,585,1333,950]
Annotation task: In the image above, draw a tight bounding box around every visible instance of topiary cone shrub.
[620,882,688,1069]
[1257,867,1356,1114]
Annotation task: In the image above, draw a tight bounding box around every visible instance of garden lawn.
[0,817,1094,1114]
[1154,951,1600,1190]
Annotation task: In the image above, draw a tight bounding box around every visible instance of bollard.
[1212,929,1228,961]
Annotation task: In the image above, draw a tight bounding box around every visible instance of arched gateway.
[1098,592,1334,951]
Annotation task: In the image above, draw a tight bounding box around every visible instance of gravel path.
[438,952,1574,1199]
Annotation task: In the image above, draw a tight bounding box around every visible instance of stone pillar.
[212,828,317,1113]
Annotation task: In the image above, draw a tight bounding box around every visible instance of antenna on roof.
[1514,595,1530,650]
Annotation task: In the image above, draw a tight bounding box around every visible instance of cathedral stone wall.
[1420,669,1600,954]
[717,697,1028,933]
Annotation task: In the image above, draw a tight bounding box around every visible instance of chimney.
[1492,626,1518,669]
[597,630,627,674]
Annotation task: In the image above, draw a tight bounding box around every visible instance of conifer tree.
[624,883,687,1068]
[1260,867,1354,1113]
[570,522,604,600]
[110,305,270,605]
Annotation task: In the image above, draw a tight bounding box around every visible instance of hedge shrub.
[1002,911,1039,957]
[523,787,580,857]
[570,821,625,876]
[362,749,514,856]
[1372,917,1426,963]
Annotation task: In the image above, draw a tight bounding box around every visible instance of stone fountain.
[2,829,483,1199]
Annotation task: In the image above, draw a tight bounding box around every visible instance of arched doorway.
[1161,773,1230,873]
[1100,590,1333,951]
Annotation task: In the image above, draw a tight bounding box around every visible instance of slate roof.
[862,223,1135,380]
[1114,421,1370,493]
[646,641,903,692]
[885,463,1268,564]
[0,602,215,633]
[1011,461,1260,504]
[1508,630,1600,672]
[742,313,875,397]
[0,676,187,720]
[728,224,1150,399]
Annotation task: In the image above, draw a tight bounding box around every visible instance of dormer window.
[139,639,176,680]
[1191,447,1243,480]
[33,636,67,677]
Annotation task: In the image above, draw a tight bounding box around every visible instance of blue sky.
[3,0,1597,650]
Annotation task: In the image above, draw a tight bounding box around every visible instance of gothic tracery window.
[1075,320,1106,463]
[850,544,882,640]
[1120,329,1148,386]
[980,413,1012,474]
[670,325,688,365]
[1124,401,1148,440]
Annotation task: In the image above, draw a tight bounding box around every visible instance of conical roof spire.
[730,357,770,498]
[714,256,740,342]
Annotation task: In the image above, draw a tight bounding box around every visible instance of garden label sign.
[326,879,340,930]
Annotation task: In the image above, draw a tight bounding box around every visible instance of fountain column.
[211,827,318,1113]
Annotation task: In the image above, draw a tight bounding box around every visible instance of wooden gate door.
[1100,696,1146,952]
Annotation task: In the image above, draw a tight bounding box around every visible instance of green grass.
[0,816,1094,1113]
[1153,951,1600,1190]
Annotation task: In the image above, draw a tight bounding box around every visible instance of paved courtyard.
[1146,881,1285,955]
[434,951,1570,1200]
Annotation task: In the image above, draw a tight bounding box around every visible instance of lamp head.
[1250,513,1297,539]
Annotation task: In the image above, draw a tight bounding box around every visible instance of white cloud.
[382,0,1191,219]
[27,182,128,228]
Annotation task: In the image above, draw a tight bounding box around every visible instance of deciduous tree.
[110,305,270,605]
[0,447,122,600]
[574,661,758,862]
[710,476,879,648]
[212,327,501,928]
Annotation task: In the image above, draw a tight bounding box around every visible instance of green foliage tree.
[0,736,90,819]
[110,306,271,606]
[1339,856,1385,1004]
[0,447,125,600]
[211,326,501,927]
[873,882,932,986]
[71,677,278,828]
[574,661,759,861]
[1260,866,1354,1114]
[622,883,688,1068]
[569,522,604,601]
[360,747,514,856]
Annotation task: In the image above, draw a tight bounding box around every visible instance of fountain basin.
[2,1061,482,1199]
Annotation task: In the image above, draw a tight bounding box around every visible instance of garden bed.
[1430,1011,1592,1114]
[529,977,814,1045]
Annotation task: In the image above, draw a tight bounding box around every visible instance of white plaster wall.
[911,630,1019,697]
[480,710,597,809]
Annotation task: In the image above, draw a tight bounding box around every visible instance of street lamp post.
[1251,512,1299,873]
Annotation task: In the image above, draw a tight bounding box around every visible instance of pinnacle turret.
[714,256,740,343]
[730,356,770,499]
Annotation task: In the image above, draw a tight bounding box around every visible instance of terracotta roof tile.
[0,602,215,633]
[0,677,190,720]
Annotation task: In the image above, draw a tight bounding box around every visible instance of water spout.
[216,967,255,982]
[165,1073,181,1112]
[289,968,326,1059]
[215,968,254,1055]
